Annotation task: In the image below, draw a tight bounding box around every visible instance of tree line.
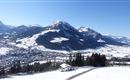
[1,53,107,78]
[66,53,107,67]
[0,61,60,78]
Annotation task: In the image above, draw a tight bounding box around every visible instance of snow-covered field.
[1,67,92,80]
[0,47,12,55]
[16,29,59,49]
[73,67,130,80]
[77,45,130,58]
[50,37,69,43]
[1,67,130,80]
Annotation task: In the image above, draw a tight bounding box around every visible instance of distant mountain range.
[0,20,129,51]
[0,21,11,32]
[1,20,130,68]
[105,35,130,45]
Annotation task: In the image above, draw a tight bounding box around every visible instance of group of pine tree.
[67,53,107,67]
[0,53,107,78]
[0,61,60,78]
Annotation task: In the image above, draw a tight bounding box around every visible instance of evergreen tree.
[67,53,85,66]
[86,53,107,67]
[0,67,5,77]
[10,60,21,74]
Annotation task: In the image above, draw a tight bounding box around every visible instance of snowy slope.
[50,37,69,43]
[73,67,130,80]
[1,67,130,80]
[16,34,130,58]
[110,35,130,45]
[78,26,101,39]
[0,20,125,52]
[0,47,13,55]
[78,26,89,32]
[1,67,92,80]
[76,45,130,58]
[0,20,130,58]
[16,29,59,49]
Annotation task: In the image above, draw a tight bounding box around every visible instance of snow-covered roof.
[60,63,71,68]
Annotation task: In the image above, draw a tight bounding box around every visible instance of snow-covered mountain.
[78,26,101,39]
[10,21,125,51]
[35,21,103,50]
[0,20,130,68]
[106,35,130,45]
[8,25,44,39]
[78,26,124,45]
[0,20,126,51]
[0,21,129,51]
[0,21,10,32]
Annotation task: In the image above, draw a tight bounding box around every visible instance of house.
[60,63,74,72]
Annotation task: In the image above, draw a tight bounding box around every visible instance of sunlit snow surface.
[13,33,130,58]
[0,47,12,55]
[78,27,88,32]
[1,67,130,80]
[1,67,92,80]
[73,67,130,80]
[6,29,130,58]
[73,45,130,58]
[16,29,59,48]
[50,37,69,43]
[97,39,105,43]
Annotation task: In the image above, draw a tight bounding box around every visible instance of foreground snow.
[1,67,130,80]
[1,67,92,80]
[73,66,130,80]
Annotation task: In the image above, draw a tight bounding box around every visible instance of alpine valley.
[0,20,130,68]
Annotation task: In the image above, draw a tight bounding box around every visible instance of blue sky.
[0,0,130,37]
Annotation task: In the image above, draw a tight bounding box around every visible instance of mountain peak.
[49,20,75,30]
[52,20,70,26]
